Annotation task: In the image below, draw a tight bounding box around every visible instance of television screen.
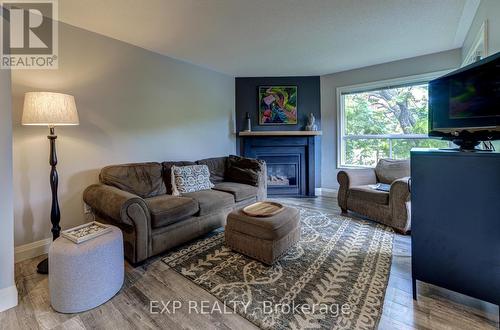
[449,68,499,119]
[429,52,500,133]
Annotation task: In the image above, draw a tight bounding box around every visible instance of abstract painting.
[259,86,297,125]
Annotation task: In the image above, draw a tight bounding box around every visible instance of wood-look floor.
[1,197,498,330]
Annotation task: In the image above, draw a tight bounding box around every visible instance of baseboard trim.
[0,285,18,312]
[315,188,338,198]
[15,238,52,263]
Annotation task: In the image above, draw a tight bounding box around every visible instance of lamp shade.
[22,92,79,126]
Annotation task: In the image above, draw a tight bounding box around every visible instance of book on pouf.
[369,183,391,192]
[61,222,111,244]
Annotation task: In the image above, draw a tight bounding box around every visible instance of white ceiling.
[58,0,479,77]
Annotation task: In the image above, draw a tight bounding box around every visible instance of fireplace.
[260,155,300,195]
[239,132,320,197]
[268,163,297,187]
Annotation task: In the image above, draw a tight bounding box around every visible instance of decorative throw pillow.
[162,161,196,194]
[171,165,214,196]
[225,155,263,187]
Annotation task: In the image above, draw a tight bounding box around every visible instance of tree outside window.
[341,83,448,167]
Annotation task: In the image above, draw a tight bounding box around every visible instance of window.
[337,74,449,167]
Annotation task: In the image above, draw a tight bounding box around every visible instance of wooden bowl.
[242,201,285,217]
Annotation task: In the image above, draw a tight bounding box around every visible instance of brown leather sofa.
[337,158,411,234]
[83,156,267,264]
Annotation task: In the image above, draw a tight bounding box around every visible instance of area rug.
[162,206,394,330]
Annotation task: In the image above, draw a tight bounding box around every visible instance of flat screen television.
[428,51,500,150]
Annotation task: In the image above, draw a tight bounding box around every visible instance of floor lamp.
[22,92,79,274]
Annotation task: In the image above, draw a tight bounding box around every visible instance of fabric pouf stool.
[49,225,124,313]
[225,206,301,265]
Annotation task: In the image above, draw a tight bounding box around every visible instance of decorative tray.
[242,201,285,217]
[61,221,111,244]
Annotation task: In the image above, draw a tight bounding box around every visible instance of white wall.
[462,0,500,151]
[320,49,462,189]
[0,30,17,310]
[12,22,235,247]
[462,0,500,59]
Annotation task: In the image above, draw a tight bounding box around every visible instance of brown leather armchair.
[337,159,411,234]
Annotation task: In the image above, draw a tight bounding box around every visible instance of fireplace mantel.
[238,131,322,137]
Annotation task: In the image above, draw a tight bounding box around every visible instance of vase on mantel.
[305,113,318,131]
[244,112,252,132]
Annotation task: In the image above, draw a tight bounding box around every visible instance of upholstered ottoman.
[49,225,124,313]
[225,206,300,265]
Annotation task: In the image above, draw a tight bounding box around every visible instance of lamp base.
[37,258,49,274]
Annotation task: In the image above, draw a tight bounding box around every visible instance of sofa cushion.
[213,182,258,202]
[375,158,410,184]
[196,157,227,183]
[349,185,390,205]
[183,190,235,216]
[162,161,196,194]
[227,155,263,171]
[145,195,199,229]
[100,162,166,198]
[225,155,263,187]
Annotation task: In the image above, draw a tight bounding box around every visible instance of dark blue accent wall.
[235,76,321,188]
[235,76,321,132]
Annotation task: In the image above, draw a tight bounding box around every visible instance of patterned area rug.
[162,206,393,329]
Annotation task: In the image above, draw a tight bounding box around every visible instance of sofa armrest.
[83,184,151,263]
[239,157,267,200]
[83,184,147,225]
[337,168,377,212]
[256,161,267,200]
[389,177,411,233]
[227,156,267,200]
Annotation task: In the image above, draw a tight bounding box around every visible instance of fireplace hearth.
[239,131,320,197]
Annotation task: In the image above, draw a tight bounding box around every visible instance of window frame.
[336,70,452,169]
